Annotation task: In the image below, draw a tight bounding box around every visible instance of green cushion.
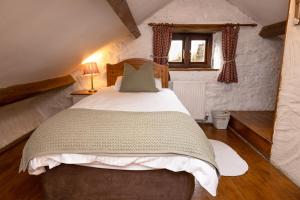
[120,63,159,92]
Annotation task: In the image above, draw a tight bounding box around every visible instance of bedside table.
[71,90,97,104]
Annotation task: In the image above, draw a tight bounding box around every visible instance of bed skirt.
[42,164,195,200]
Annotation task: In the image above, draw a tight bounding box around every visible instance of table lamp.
[83,62,99,92]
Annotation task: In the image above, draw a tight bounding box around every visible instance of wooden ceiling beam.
[259,21,287,38]
[0,75,75,106]
[148,23,257,33]
[107,0,141,38]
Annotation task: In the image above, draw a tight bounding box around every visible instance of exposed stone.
[76,0,283,120]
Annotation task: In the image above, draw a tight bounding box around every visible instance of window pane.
[191,40,206,62]
[168,40,183,62]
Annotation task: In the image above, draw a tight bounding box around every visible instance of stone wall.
[77,0,283,120]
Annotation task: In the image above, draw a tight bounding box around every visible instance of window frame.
[168,33,213,69]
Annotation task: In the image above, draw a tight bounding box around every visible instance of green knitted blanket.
[20,109,217,172]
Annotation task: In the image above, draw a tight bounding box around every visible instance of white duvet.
[28,87,219,196]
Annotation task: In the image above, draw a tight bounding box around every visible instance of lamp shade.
[83,62,99,75]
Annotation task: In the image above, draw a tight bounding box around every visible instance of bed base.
[42,164,195,200]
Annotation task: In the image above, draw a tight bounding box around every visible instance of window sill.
[169,68,219,72]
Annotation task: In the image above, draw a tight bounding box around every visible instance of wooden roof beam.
[0,75,75,106]
[148,23,257,33]
[259,21,287,38]
[107,0,141,38]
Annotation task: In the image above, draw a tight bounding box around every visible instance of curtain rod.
[148,23,257,27]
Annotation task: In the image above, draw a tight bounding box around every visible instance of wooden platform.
[229,111,274,159]
[1,124,300,200]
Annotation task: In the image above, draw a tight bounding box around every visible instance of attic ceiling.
[226,0,289,25]
[128,0,172,24]
[0,0,125,87]
[0,0,172,87]
[0,0,288,87]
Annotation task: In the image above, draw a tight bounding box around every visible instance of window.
[168,33,213,68]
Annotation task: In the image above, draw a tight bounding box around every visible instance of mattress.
[27,87,219,196]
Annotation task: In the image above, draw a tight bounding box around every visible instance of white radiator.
[173,81,206,120]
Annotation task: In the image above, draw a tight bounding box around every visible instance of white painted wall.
[78,0,283,120]
[271,0,300,187]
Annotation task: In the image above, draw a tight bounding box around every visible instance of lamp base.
[88,89,97,93]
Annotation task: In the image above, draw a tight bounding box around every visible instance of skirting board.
[0,130,33,155]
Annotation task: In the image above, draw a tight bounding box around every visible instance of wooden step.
[228,111,274,159]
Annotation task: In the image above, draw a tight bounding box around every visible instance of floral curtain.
[218,24,240,83]
[152,23,174,65]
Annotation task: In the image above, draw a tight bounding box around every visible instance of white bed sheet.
[72,87,190,114]
[28,87,218,196]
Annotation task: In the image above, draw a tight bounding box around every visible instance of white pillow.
[114,76,123,91]
[114,76,162,91]
[155,77,162,90]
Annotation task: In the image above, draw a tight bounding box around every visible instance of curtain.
[217,24,240,83]
[152,23,173,65]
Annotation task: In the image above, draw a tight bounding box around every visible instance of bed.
[20,58,218,200]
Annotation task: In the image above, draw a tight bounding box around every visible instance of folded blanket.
[20,109,217,172]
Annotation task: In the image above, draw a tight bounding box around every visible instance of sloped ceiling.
[0,0,288,87]
[0,0,172,87]
[0,0,126,87]
[128,0,172,24]
[226,0,289,25]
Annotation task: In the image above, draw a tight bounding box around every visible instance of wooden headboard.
[106,58,169,88]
